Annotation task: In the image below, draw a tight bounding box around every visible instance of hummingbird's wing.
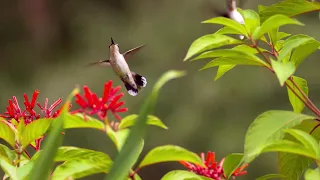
[86,60,110,67]
[122,45,145,60]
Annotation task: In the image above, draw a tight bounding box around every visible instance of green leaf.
[201,56,268,70]
[253,15,304,40]
[268,28,279,46]
[64,113,104,130]
[286,76,308,113]
[305,168,320,180]
[17,161,34,180]
[214,27,242,36]
[278,32,291,40]
[242,9,260,35]
[278,152,312,180]
[106,70,186,180]
[184,34,241,61]
[214,65,236,81]
[262,140,319,160]
[161,170,211,180]
[138,145,204,169]
[203,17,247,36]
[284,129,320,156]
[0,119,16,148]
[20,119,52,149]
[278,120,318,180]
[0,144,16,163]
[52,158,111,180]
[256,174,286,180]
[193,49,263,62]
[244,110,314,163]
[119,114,168,130]
[0,159,18,180]
[222,153,244,178]
[278,35,319,63]
[259,0,320,22]
[271,60,295,86]
[291,40,320,67]
[29,88,78,180]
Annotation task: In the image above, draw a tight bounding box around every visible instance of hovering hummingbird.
[209,0,245,39]
[88,38,147,96]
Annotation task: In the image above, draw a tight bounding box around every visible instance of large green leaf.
[52,158,111,180]
[64,113,104,130]
[214,27,242,36]
[256,174,286,180]
[305,168,320,180]
[193,49,263,62]
[259,0,320,22]
[242,9,260,35]
[106,70,186,180]
[286,76,308,113]
[214,65,236,81]
[0,159,18,180]
[201,56,267,70]
[17,161,34,180]
[28,88,78,180]
[0,144,16,163]
[268,29,279,46]
[262,140,319,160]
[20,119,52,149]
[138,145,204,169]
[285,129,320,156]
[278,120,319,180]
[271,60,295,86]
[244,110,314,163]
[278,35,319,63]
[222,153,244,179]
[119,114,167,130]
[184,34,241,61]
[202,17,247,36]
[253,15,303,40]
[0,119,16,148]
[291,40,320,67]
[161,170,211,180]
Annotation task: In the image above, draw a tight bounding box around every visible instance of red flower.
[72,80,128,121]
[180,152,248,180]
[0,90,63,151]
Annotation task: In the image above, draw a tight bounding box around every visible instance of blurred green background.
[0,0,319,179]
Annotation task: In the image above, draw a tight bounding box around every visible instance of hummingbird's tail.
[123,72,147,96]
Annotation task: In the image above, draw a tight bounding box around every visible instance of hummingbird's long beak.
[111,38,115,45]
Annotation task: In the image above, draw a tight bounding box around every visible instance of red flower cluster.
[73,80,128,121]
[180,152,248,180]
[0,90,63,151]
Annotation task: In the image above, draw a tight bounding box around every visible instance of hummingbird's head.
[109,37,120,52]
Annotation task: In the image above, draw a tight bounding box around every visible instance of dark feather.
[122,45,145,60]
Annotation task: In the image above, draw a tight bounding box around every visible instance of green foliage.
[63,113,104,130]
[184,34,241,61]
[28,89,78,180]
[202,17,247,37]
[20,119,52,149]
[244,110,314,163]
[0,159,18,180]
[286,76,308,113]
[256,174,286,180]
[305,168,320,180]
[252,15,303,40]
[222,153,244,179]
[0,144,16,163]
[0,119,16,148]
[258,0,320,22]
[119,114,167,130]
[138,145,204,169]
[271,60,295,86]
[242,10,260,34]
[106,70,186,180]
[161,170,211,180]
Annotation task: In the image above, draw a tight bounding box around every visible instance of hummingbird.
[209,0,245,39]
[88,38,147,96]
